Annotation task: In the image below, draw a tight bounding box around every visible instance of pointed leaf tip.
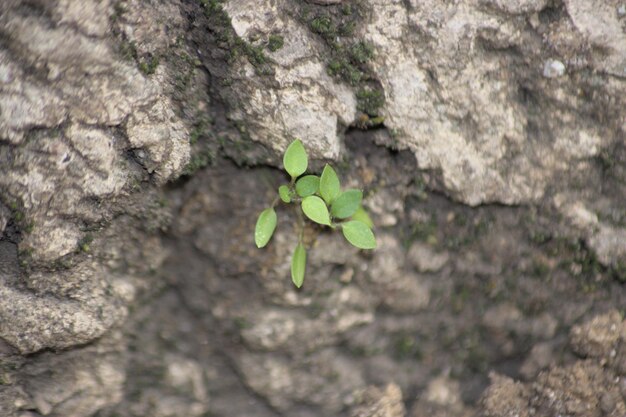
[291,243,306,288]
[342,220,376,249]
[320,164,341,204]
[283,139,308,178]
[351,206,374,229]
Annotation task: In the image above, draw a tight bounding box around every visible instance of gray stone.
[407,243,449,273]
[0,1,625,416]
[350,384,406,417]
[543,59,566,78]
[222,0,356,160]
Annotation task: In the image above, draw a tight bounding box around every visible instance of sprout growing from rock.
[254,139,376,288]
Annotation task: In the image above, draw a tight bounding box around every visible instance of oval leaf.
[351,206,374,229]
[291,243,306,288]
[342,220,376,249]
[320,164,340,204]
[301,196,331,226]
[254,208,277,248]
[295,175,320,197]
[278,185,291,203]
[331,189,362,219]
[283,139,308,178]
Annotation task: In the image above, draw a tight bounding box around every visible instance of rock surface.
[481,310,626,417]
[0,0,624,417]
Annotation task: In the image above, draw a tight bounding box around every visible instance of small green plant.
[254,139,376,288]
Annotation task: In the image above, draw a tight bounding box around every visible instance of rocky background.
[0,0,625,416]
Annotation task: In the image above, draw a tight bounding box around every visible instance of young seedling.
[254,139,376,288]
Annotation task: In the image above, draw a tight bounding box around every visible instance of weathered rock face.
[219,0,626,205]
[212,0,626,271]
[1,0,190,414]
[0,0,625,417]
[481,310,626,417]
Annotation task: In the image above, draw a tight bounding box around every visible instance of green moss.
[174,57,195,92]
[328,57,363,85]
[349,41,374,64]
[445,216,491,250]
[189,128,203,145]
[50,257,71,271]
[324,41,375,91]
[118,40,138,62]
[529,230,551,245]
[595,148,615,172]
[310,16,335,39]
[300,4,385,118]
[392,334,423,360]
[184,110,218,176]
[13,211,23,222]
[78,234,94,253]
[267,34,284,52]
[233,316,252,330]
[17,247,33,269]
[451,284,471,313]
[614,261,626,282]
[198,0,273,75]
[356,88,385,117]
[24,221,34,233]
[240,41,269,68]
[110,1,128,23]
[530,259,550,277]
[183,151,213,176]
[139,55,159,75]
[403,215,439,248]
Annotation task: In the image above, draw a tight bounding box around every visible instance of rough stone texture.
[222,0,357,159]
[0,0,190,415]
[0,1,625,417]
[0,0,189,261]
[481,373,531,417]
[218,0,626,207]
[409,375,474,417]
[481,310,626,417]
[209,0,626,272]
[349,384,406,417]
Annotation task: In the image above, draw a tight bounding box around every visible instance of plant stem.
[296,205,305,244]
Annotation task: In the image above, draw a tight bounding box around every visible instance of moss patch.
[183,114,216,176]
[356,88,385,116]
[198,0,274,76]
[295,1,385,118]
[267,34,284,52]
[138,55,159,75]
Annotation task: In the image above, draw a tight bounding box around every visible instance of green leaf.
[320,164,340,204]
[283,139,308,178]
[291,243,306,288]
[295,175,320,197]
[301,196,331,226]
[351,206,374,229]
[278,185,291,203]
[342,220,376,249]
[254,208,277,248]
[331,189,362,219]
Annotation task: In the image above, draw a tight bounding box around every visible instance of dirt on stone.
[0,0,625,417]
